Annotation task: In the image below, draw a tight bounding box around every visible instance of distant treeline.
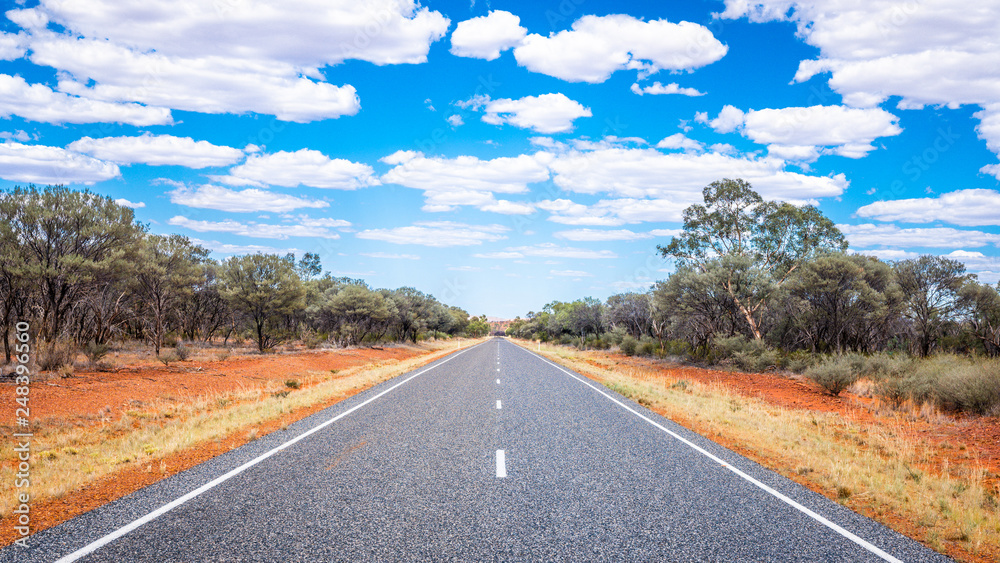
[507,179,1000,359]
[0,185,490,366]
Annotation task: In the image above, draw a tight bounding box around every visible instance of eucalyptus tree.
[605,292,652,338]
[220,253,305,352]
[784,252,903,353]
[0,185,145,343]
[959,280,1000,356]
[135,234,209,355]
[894,255,972,356]
[658,178,846,340]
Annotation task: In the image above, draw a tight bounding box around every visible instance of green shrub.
[782,350,817,373]
[862,352,913,379]
[284,379,301,389]
[83,341,110,366]
[712,335,778,373]
[932,360,1000,415]
[663,340,691,358]
[733,349,779,373]
[174,341,192,361]
[619,335,638,356]
[605,327,628,346]
[158,352,178,366]
[637,336,659,357]
[805,357,859,396]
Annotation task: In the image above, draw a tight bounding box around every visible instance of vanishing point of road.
[3,338,950,562]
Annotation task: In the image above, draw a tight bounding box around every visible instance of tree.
[658,178,846,340]
[313,284,394,346]
[894,255,971,357]
[466,315,490,337]
[784,252,903,353]
[959,281,1000,356]
[605,292,652,338]
[0,185,146,343]
[221,253,305,352]
[135,235,208,355]
[652,263,741,352]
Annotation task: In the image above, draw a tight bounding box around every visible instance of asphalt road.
[4,338,951,562]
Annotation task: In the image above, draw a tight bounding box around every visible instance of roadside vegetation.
[507,179,1000,417]
[0,184,493,377]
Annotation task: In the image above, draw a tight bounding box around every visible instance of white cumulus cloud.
[719,0,1000,162]
[450,10,527,60]
[631,82,705,96]
[838,223,1000,249]
[168,184,329,213]
[855,189,1000,227]
[0,142,119,185]
[0,73,171,126]
[219,149,379,189]
[513,14,727,83]
[168,216,343,239]
[702,104,902,161]
[465,93,591,134]
[68,134,245,168]
[6,0,451,122]
[380,150,550,212]
[357,221,509,247]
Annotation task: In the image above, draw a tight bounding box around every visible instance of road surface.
[3,338,950,562]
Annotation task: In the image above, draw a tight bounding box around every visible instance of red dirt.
[2,346,423,424]
[576,352,1000,563]
[0,344,448,548]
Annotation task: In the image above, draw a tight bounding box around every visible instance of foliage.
[658,178,846,340]
[805,357,859,396]
[220,253,306,352]
[894,255,971,357]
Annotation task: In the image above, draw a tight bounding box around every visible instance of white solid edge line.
[54,341,485,563]
[522,345,903,563]
[496,449,507,478]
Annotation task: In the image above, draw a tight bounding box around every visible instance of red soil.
[0,344,443,547]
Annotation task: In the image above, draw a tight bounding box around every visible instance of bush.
[619,335,638,356]
[712,335,778,373]
[605,327,628,346]
[637,336,659,357]
[734,349,779,373]
[285,379,301,389]
[915,356,1000,415]
[174,341,192,361]
[83,341,110,367]
[805,356,859,396]
[38,341,76,372]
[663,340,691,358]
[158,352,178,366]
[782,350,817,373]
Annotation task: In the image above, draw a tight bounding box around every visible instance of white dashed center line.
[496,450,506,478]
[496,400,502,409]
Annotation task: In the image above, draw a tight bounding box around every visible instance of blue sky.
[1,0,999,319]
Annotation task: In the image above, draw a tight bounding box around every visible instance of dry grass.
[522,341,1000,562]
[0,339,480,519]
